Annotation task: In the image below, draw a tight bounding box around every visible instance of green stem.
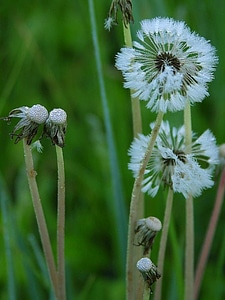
[122,23,132,48]
[56,145,66,300]
[122,21,145,300]
[126,111,164,300]
[122,24,142,137]
[184,101,194,300]
[194,165,225,299]
[22,139,58,299]
[154,188,174,300]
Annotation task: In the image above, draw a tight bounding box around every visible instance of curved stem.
[126,111,164,300]
[194,166,225,299]
[56,145,66,300]
[122,21,145,300]
[23,139,58,298]
[154,188,174,300]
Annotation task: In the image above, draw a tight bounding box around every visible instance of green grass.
[0,0,225,299]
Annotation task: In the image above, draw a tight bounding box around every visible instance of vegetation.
[0,0,225,299]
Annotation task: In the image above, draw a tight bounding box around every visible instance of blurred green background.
[0,0,224,299]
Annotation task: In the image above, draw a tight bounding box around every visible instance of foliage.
[0,0,225,299]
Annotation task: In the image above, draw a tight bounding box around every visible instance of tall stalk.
[56,145,66,300]
[23,139,58,299]
[184,101,194,300]
[154,188,174,300]
[126,111,164,300]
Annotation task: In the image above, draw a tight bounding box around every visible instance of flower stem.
[22,139,58,298]
[126,111,164,300]
[122,21,145,300]
[184,101,194,300]
[122,23,142,137]
[154,188,174,300]
[56,145,66,300]
[194,165,225,299]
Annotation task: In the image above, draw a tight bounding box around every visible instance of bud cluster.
[3,104,67,147]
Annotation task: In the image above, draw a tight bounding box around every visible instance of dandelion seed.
[31,140,43,153]
[116,17,218,113]
[104,17,115,31]
[5,104,48,145]
[128,121,219,198]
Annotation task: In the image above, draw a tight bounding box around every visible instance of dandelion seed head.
[48,108,67,125]
[6,104,48,145]
[128,121,219,198]
[116,17,218,113]
[28,104,48,124]
[44,108,67,147]
[137,257,153,273]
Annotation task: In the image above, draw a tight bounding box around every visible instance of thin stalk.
[184,101,194,300]
[194,166,225,299]
[154,188,174,300]
[126,111,164,300]
[123,21,145,300]
[185,195,194,300]
[56,145,66,300]
[122,23,142,137]
[22,139,58,299]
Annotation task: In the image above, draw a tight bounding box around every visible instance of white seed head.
[48,108,67,124]
[136,257,153,273]
[145,217,162,232]
[28,104,48,124]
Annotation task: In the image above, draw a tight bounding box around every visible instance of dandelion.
[128,121,219,198]
[5,104,48,145]
[105,0,134,30]
[43,108,67,147]
[136,257,161,292]
[115,17,217,113]
[135,216,162,255]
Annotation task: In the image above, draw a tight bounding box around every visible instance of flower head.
[6,104,48,144]
[105,0,134,30]
[128,121,219,198]
[136,257,161,291]
[43,108,67,147]
[135,216,162,255]
[116,17,218,113]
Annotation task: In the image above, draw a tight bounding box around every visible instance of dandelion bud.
[27,104,49,124]
[5,104,48,145]
[43,108,67,148]
[135,217,162,255]
[104,0,134,31]
[137,257,161,292]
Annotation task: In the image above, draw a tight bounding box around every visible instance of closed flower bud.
[136,257,161,292]
[5,104,48,145]
[135,217,162,255]
[43,108,67,147]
